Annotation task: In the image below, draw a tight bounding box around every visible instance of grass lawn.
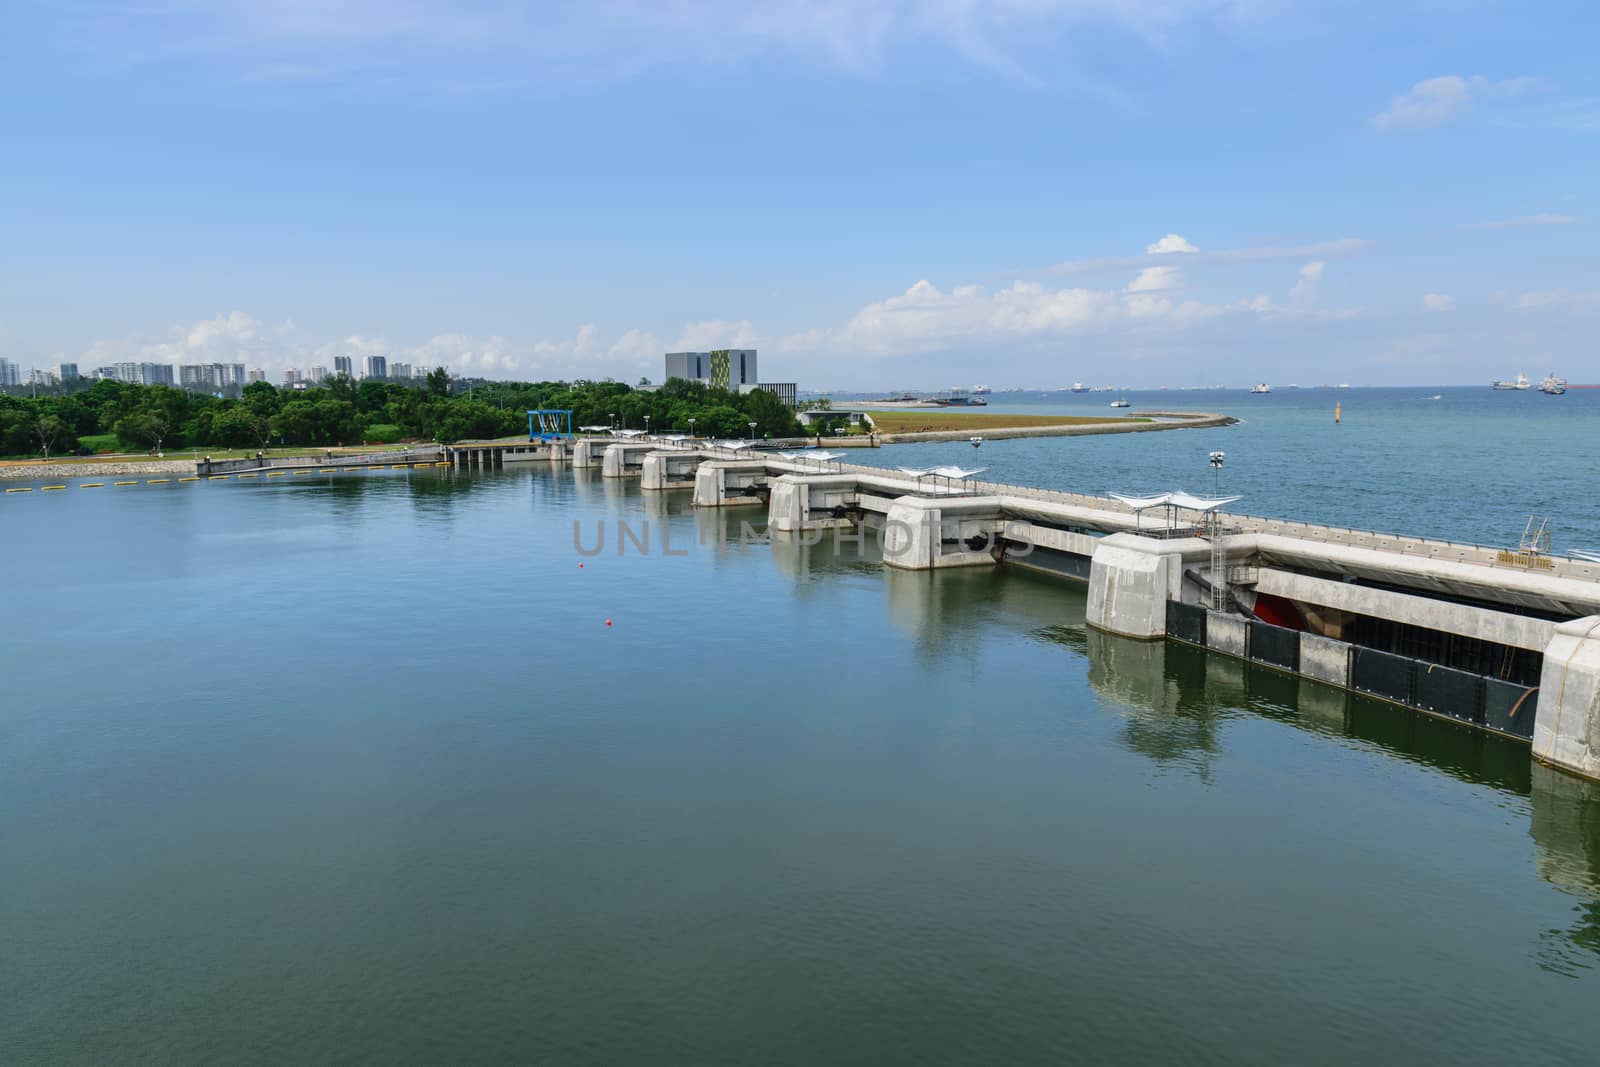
[866,411,1150,434]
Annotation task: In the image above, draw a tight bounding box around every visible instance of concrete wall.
[1206,611,1248,657]
[1299,632,1352,687]
[1254,566,1557,652]
[1534,617,1600,781]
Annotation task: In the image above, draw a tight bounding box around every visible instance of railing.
[731,454,1600,584]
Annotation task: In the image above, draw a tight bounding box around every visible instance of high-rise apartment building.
[0,358,20,386]
[114,362,175,386]
[333,355,353,378]
[363,355,388,379]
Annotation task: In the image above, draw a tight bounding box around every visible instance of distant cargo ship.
[1492,373,1530,391]
[1071,381,1089,393]
[972,384,992,395]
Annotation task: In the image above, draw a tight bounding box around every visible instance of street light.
[747,421,756,445]
[609,412,616,431]
[1208,450,1225,497]
[643,414,651,437]
[687,417,696,441]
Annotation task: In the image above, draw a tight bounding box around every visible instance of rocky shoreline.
[0,460,197,481]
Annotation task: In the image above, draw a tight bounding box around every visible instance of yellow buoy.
[1335,402,1341,424]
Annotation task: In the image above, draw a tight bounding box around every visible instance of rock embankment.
[0,460,197,481]
[873,411,1237,443]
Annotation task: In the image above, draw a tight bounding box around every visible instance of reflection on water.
[1532,766,1600,975]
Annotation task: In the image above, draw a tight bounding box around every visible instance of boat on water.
[971,384,992,395]
[1250,383,1272,394]
[1423,394,1442,401]
[933,389,987,407]
[1540,374,1568,395]
[1071,381,1089,393]
[1109,399,1131,408]
[1492,373,1530,391]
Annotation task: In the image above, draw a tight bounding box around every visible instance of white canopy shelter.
[1108,491,1241,530]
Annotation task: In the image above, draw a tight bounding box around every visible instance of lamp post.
[643,414,650,438]
[687,417,696,441]
[609,412,616,432]
[1209,450,1225,498]
[747,421,756,446]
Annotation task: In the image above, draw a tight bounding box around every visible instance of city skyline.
[1,2,1595,388]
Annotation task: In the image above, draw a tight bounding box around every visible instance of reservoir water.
[5,389,1600,1064]
[859,386,1600,550]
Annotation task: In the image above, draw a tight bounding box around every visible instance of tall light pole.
[609,412,616,432]
[1209,450,1225,498]
[747,421,756,446]
[687,417,695,442]
[643,414,650,437]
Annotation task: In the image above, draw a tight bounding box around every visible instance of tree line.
[0,372,806,457]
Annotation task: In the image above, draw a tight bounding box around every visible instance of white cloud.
[57,0,1267,95]
[1371,74,1539,131]
[1145,234,1198,255]
[1463,213,1578,229]
[1512,289,1600,310]
[1050,237,1365,275]
[1290,260,1325,307]
[671,319,756,350]
[607,329,661,360]
[1127,266,1180,293]
[1422,293,1455,312]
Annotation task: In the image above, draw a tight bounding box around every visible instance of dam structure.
[617,443,1600,783]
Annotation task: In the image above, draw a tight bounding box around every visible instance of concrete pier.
[1534,618,1600,779]
[536,445,1600,781]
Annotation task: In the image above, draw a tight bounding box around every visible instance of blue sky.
[1,1,1596,388]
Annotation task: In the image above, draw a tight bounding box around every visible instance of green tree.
[33,414,66,459]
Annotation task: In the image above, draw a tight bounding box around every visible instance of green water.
[4,465,1600,1064]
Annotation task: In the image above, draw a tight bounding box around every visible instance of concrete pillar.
[692,464,724,508]
[882,499,939,569]
[601,444,628,478]
[572,439,604,469]
[640,452,668,491]
[768,476,815,532]
[880,496,999,570]
[1085,533,1204,639]
[1534,616,1600,781]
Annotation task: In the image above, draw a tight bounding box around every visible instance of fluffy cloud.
[672,319,756,350]
[1145,234,1199,255]
[778,274,1282,357]
[1371,75,1539,131]
[1422,293,1455,312]
[1290,261,1325,307]
[1127,266,1180,293]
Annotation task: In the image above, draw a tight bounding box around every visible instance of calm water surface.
[4,402,1600,1063]
[859,386,1600,549]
